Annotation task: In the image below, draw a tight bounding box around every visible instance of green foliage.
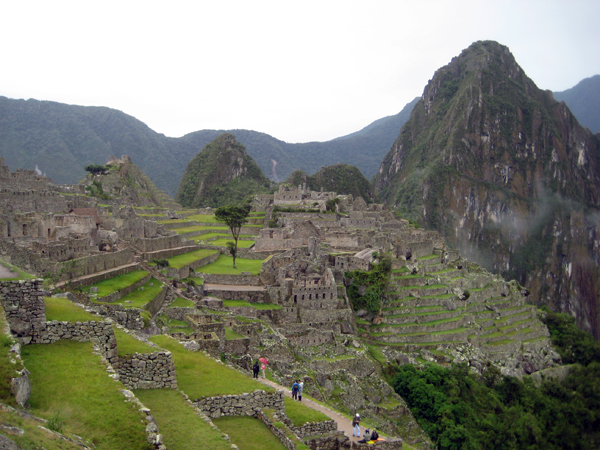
[346,257,391,313]
[175,133,271,208]
[84,164,109,175]
[47,411,65,433]
[540,309,600,366]
[326,198,340,211]
[152,258,170,268]
[215,205,251,269]
[85,180,111,200]
[392,311,600,450]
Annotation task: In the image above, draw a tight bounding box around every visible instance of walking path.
[256,377,362,442]
[0,264,19,279]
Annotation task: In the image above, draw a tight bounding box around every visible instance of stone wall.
[0,280,46,335]
[29,320,118,364]
[145,286,168,316]
[201,273,262,286]
[130,235,190,253]
[56,249,135,282]
[193,390,285,418]
[95,304,145,330]
[116,351,177,389]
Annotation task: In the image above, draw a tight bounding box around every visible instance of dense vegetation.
[391,310,600,449]
[175,133,271,208]
[285,164,378,203]
[345,255,391,313]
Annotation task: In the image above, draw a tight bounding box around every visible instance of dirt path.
[256,377,363,442]
[0,264,19,279]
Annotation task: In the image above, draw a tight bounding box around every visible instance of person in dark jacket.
[291,380,299,400]
[252,361,260,379]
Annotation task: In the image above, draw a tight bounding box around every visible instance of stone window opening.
[22,224,27,236]
[294,295,297,303]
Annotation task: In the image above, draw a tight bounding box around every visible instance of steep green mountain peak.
[175,133,271,208]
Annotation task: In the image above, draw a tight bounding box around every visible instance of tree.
[214,205,250,268]
[84,164,109,175]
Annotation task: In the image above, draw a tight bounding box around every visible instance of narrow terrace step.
[417,255,442,266]
[371,314,470,334]
[382,305,444,316]
[426,268,463,278]
[388,284,449,300]
[143,245,201,261]
[389,275,433,288]
[387,293,456,308]
[384,308,465,325]
[371,326,470,344]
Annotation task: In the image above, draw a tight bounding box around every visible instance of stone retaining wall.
[201,273,262,286]
[145,286,168,317]
[56,249,135,282]
[29,320,118,364]
[0,280,46,331]
[95,304,145,330]
[256,410,297,450]
[193,390,285,418]
[130,235,187,253]
[66,262,141,289]
[117,351,177,389]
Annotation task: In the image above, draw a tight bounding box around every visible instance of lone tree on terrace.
[214,204,251,269]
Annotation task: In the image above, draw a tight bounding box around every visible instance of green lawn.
[284,397,330,426]
[158,315,194,334]
[113,328,156,356]
[164,249,219,269]
[150,335,273,398]
[225,327,244,340]
[169,297,195,307]
[23,340,153,450]
[114,278,165,308]
[174,225,228,234]
[45,297,99,322]
[208,239,255,248]
[135,389,231,450]
[85,270,149,298]
[192,232,232,241]
[198,255,264,275]
[213,416,286,450]
[186,214,220,223]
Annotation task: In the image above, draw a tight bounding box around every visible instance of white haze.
[0,0,599,143]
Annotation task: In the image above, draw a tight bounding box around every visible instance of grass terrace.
[160,249,219,269]
[169,297,195,307]
[186,214,220,223]
[174,225,229,234]
[45,296,99,322]
[150,335,274,397]
[199,255,264,276]
[283,397,330,426]
[158,315,194,334]
[213,416,285,450]
[207,238,255,248]
[135,389,231,450]
[225,327,244,340]
[113,278,165,308]
[23,340,153,450]
[84,270,149,298]
[157,219,190,224]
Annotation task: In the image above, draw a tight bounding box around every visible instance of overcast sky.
[1,0,599,143]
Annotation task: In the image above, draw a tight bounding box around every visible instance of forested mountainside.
[0,96,417,196]
[175,133,271,208]
[553,74,600,134]
[285,164,378,203]
[374,40,600,339]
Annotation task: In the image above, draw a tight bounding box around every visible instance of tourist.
[298,380,304,401]
[358,428,371,443]
[252,360,260,378]
[292,380,299,400]
[352,413,360,437]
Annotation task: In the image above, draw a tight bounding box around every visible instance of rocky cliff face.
[175,133,271,208]
[374,41,600,338]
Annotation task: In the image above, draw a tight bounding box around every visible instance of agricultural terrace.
[198,255,264,275]
[150,335,275,398]
[161,249,219,269]
[83,270,149,298]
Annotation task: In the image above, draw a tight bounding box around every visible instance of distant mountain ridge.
[553,74,600,133]
[0,95,418,197]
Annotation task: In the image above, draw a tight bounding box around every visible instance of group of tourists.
[291,379,304,401]
[252,358,268,379]
[352,413,379,443]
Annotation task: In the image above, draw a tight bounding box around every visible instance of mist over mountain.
[375,40,600,338]
[553,74,600,133]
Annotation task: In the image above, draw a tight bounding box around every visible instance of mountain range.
[374,40,600,338]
